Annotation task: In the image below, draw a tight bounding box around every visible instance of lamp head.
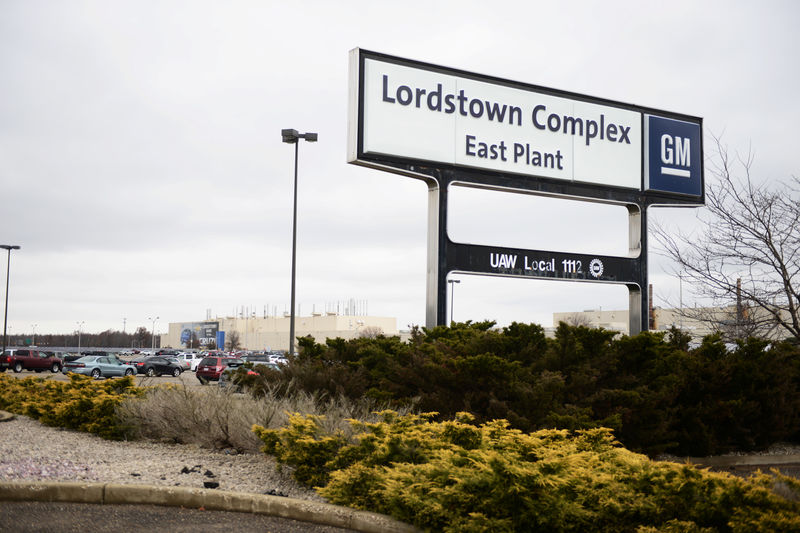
[282,129,317,143]
[281,129,299,143]
[0,245,20,251]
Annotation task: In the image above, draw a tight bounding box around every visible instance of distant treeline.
[9,327,158,350]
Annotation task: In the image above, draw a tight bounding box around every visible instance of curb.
[0,410,15,423]
[0,481,420,533]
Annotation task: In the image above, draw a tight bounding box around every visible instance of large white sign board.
[354,54,642,190]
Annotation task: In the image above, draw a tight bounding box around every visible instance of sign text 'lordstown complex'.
[351,49,703,201]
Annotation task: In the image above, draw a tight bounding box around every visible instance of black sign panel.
[447,242,640,284]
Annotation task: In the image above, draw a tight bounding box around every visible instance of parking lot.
[1,365,204,387]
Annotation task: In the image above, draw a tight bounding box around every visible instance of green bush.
[255,411,800,532]
[0,373,141,439]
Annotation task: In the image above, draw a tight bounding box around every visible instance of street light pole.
[1,244,21,355]
[31,323,37,346]
[448,279,461,325]
[282,128,317,356]
[76,321,84,354]
[148,316,159,351]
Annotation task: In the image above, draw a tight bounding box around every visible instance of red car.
[196,356,244,384]
[0,349,62,373]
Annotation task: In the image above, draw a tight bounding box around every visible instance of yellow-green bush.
[0,374,141,439]
[254,411,800,532]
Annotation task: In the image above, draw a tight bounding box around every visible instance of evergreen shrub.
[249,322,800,456]
[255,411,800,532]
[0,373,141,439]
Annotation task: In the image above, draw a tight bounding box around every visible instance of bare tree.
[653,137,800,340]
[358,326,384,339]
[562,313,595,328]
[226,331,241,351]
[134,327,150,349]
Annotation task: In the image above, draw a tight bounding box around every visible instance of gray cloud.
[1,0,798,334]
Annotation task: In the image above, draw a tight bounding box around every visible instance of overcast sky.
[1,1,798,336]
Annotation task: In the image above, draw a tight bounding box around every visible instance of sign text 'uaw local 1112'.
[350,49,703,203]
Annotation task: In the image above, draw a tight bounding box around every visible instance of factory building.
[161,313,397,351]
[552,308,715,338]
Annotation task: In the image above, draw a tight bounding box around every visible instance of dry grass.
[116,382,409,453]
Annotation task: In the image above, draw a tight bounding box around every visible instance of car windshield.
[74,356,97,363]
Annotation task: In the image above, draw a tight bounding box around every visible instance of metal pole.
[77,322,83,354]
[289,141,299,356]
[2,248,11,355]
[448,279,460,324]
[450,284,454,324]
[282,128,316,355]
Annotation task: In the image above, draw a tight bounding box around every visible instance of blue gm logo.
[645,115,702,198]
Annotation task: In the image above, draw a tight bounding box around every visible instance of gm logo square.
[645,115,702,197]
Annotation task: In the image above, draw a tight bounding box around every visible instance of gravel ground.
[0,414,324,501]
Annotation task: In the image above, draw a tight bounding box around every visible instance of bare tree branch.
[652,135,800,340]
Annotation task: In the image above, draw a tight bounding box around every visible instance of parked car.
[61,350,120,364]
[241,353,286,369]
[177,352,205,371]
[240,353,270,364]
[0,349,62,373]
[61,352,84,363]
[267,351,289,365]
[218,366,260,390]
[130,356,183,377]
[45,351,69,362]
[155,349,180,357]
[62,355,136,379]
[196,356,244,384]
[164,355,190,371]
[82,350,110,357]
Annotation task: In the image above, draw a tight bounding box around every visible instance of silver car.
[62,356,136,379]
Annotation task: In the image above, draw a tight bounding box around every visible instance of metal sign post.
[423,170,650,334]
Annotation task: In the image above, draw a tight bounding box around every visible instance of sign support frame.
[348,48,703,335]
[419,167,650,334]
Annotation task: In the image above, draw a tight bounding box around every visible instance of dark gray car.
[129,356,183,377]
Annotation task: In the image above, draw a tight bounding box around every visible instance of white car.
[267,352,288,365]
[177,352,205,371]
